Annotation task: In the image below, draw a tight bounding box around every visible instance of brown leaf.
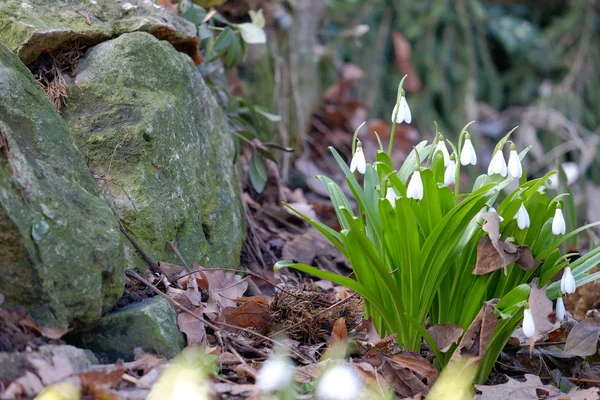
[515,246,542,271]
[201,267,248,319]
[233,296,272,306]
[427,323,464,352]
[475,374,544,399]
[177,307,206,346]
[222,300,270,334]
[388,354,438,381]
[391,32,421,93]
[158,262,187,283]
[79,366,125,390]
[549,386,600,400]
[452,300,499,362]
[528,279,557,348]
[381,358,428,398]
[329,317,348,346]
[563,318,600,357]
[19,316,71,340]
[473,236,520,275]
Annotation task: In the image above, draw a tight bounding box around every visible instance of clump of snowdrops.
[276,76,600,383]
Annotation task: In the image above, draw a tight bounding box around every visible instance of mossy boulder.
[62,32,244,271]
[0,0,199,65]
[0,43,125,329]
[67,296,185,362]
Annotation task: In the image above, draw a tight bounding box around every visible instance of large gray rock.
[67,296,185,362]
[62,32,244,271]
[0,0,199,65]
[0,43,125,329]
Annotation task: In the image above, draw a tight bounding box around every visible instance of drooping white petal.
[392,96,411,124]
[386,187,397,208]
[523,309,535,338]
[488,150,507,177]
[256,356,293,393]
[460,137,477,166]
[349,147,366,174]
[515,203,530,229]
[552,208,566,235]
[435,141,450,166]
[560,266,576,295]
[316,363,362,400]
[406,170,423,200]
[507,149,522,179]
[556,297,565,321]
[444,159,456,185]
[548,162,580,189]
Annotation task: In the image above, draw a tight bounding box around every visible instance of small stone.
[66,296,185,362]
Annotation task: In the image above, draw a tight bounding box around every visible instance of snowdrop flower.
[350,141,366,174]
[522,309,535,338]
[487,149,507,177]
[444,154,457,185]
[434,134,450,166]
[316,363,362,400]
[460,133,477,166]
[407,169,423,200]
[515,203,530,229]
[548,162,580,189]
[386,187,397,208]
[391,95,411,124]
[256,355,294,393]
[560,266,576,295]
[489,207,504,222]
[507,143,522,179]
[552,205,566,235]
[556,297,565,321]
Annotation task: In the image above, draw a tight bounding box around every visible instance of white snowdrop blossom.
[444,156,457,185]
[560,266,576,295]
[350,143,366,174]
[316,363,362,400]
[391,96,412,124]
[548,162,580,189]
[507,144,522,179]
[406,170,423,200]
[460,134,477,166]
[523,309,535,338]
[256,355,293,393]
[556,297,565,321]
[386,187,397,208]
[435,135,450,166]
[515,203,530,229]
[552,207,566,235]
[487,149,507,177]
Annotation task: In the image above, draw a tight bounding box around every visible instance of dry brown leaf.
[329,317,348,346]
[548,386,600,400]
[388,354,438,381]
[527,279,557,352]
[176,307,206,346]
[473,237,540,276]
[233,296,272,306]
[451,300,499,362]
[200,267,248,319]
[515,246,542,271]
[563,318,600,357]
[165,286,194,309]
[380,358,428,398]
[19,316,71,340]
[475,374,543,399]
[158,262,187,283]
[79,366,124,399]
[427,323,464,353]
[222,300,271,334]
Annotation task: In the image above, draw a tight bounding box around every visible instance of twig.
[73,9,91,25]
[119,223,163,275]
[167,241,191,271]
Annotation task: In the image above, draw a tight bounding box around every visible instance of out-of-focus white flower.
[523,309,535,338]
[386,187,397,208]
[460,134,477,166]
[556,297,565,321]
[256,355,294,393]
[407,170,423,200]
[435,135,450,166]
[507,143,522,179]
[548,162,580,189]
[350,142,366,174]
[316,363,362,400]
[391,96,411,124]
[487,149,507,177]
[560,266,576,295]
[515,203,530,229]
[444,156,457,185]
[552,206,566,235]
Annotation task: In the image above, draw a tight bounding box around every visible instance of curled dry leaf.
[19,316,71,340]
[452,300,499,362]
[200,267,248,319]
[222,300,271,334]
[388,353,438,381]
[176,307,206,346]
[473,237,540,276]
[528,279,556,342]
[427,323,464,352]
[563,318,600,357]
[329,317,348,347]
[380,358,428,398]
